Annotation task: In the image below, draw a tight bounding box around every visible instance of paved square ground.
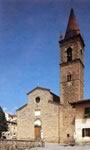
[32,143,90,150]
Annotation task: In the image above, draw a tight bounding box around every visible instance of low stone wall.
[0,139,45,150]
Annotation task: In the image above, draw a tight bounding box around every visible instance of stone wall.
[59,26,84,144]
[17,88,60,143]
[0,139,44,150]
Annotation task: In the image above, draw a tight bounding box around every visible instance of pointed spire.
[65,8,80,39]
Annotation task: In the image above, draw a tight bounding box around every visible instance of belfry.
[59,8,85,143]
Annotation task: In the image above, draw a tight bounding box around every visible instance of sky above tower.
[0,0,90,113]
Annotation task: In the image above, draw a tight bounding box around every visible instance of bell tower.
[59,8,85,143]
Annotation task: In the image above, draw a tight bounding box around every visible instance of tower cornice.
[60,58,85,68]
[60,58,84,68]
[59,33,85,47]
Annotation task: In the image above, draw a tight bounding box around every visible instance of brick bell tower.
[59,8,85,144]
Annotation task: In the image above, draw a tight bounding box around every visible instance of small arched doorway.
[34,119,41,140]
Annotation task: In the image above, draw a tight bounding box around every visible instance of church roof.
[50,92,60,103]
[16,104,27,111]
[27,86,50,95]
[70,99,90,106]
[27,86,60,102]
[17,87,60,111]
[65,8,80,39]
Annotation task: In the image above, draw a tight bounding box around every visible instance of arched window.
[67,47,72,62]
[67,73,72,82]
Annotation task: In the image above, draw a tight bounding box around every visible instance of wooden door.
[35,125,41,140]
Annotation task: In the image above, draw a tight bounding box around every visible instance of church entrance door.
[35,125,41,140]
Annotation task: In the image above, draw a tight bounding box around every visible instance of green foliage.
[0,106,8,138]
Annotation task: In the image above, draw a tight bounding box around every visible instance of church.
[16,8,90,144]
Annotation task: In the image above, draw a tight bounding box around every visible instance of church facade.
[16,9,90,144]
[17,87,60,143]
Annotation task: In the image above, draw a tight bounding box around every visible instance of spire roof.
[65,8,80,39]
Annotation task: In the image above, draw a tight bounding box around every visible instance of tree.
[0,106,8,138]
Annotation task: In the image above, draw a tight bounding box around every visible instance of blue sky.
[0,0,90,113]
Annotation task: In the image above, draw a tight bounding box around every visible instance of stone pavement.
[31,143,90,150]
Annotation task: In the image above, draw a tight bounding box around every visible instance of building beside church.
[71,100,90,144]
[16,8,90,144]
[2,113,17,139]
